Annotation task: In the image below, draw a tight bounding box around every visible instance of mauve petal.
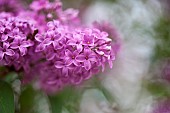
[82,37,93,46]
[53,42,62,50]
[108,60,113,69]
[84,48,91,55]
[19,47,27,56]
[43,38,52,45]
[101,64,105,72]
[84,60,91,70]
[71,75,82,85]
[54,34,62,41]
[101,32,109,38]
[10,42,19,49]
[76,44,83,53]
[88,55,97,62]
[62,67,69,76]
[73,60,79,66]
[13,27,19,34]
[93,32,101,39]
[3,42,10,49]
[104,37,112,42]
[65,58,73,66]
[104,54,111,60]
[47,20,59,29]
[55,61,64,68]
[95,49,104,55]
[4,56,11,65]
[66,40,76,45]
[35,44,45,52]
[46,79,58,85]
[73,33,83,40]
[21,40,34,47]
[65,49,72,57]
[0,51,4,61]
[53,20,60,27]
[111,55,116,61]
[73,50,79,56]
[46,30,54,37]
[14,35,23,41]
[83,72,92,80]
[5,49,15,56]
[75,55,85,62]
[0,27,5,33]
[46,52,55,60]
[35,34,44,42]
[1,34,8,41]
[47,21,54,29]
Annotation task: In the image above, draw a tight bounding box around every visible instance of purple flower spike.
[0,0,121,93]
[34,19,119,90]
[0,13,37,70]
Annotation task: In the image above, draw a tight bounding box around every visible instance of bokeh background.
[2,0,170,113]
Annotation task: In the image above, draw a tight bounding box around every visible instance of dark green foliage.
[153,18,170,61]
[19,85,37,113]
[48,87,82,113]
[0,81,14,113]
[146,81,170,97]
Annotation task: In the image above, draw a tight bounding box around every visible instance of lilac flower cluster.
[34,20,114,91]
[0,0,120,93]
[0,14,36,70]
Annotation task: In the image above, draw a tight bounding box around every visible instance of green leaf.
[48,87,82,113]
[19,85,37,113]
[48,94,63,113]
[48,88,73,113]
[19,85,51,113]
[0,80,14,113]
[63,88,82,113]
[146,81,170,97]
[152,18,170,62]
[4,72,18,83]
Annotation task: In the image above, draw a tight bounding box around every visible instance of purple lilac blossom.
[34,20,117,92]
[0,0,120,93]
[0,13,36,70]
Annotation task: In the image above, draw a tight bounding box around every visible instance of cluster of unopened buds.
[0,0,121,93]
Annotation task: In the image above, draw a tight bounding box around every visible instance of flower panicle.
[0,14,36,68]
[33,20,117,92]
[0,0,121,93]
